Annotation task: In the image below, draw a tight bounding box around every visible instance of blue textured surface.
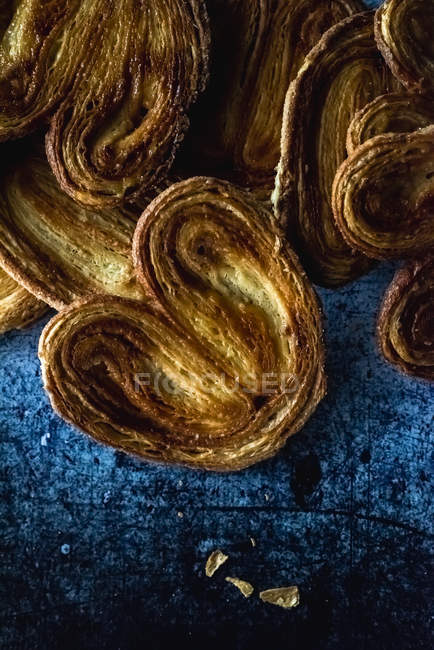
[1,261,433,649]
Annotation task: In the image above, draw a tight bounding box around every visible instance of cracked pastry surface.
[375,0,434,94]
[0,149,146,309]
[176,0,363,198]
[0,267,47,335]
[378,256,434,381]
[0,0,209,207]
[273,11,402,287]
[39,178,326,471]
[346,92,434,153]
[333,126,434,260]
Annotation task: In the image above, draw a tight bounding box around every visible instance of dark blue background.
[1,262,432,649]
[1,2,433,648]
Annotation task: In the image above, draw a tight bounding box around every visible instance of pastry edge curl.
[332,126,434,260]
[346,92,434,154]
[377,257,434,381]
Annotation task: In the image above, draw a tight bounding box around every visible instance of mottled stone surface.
[1,260,432,649]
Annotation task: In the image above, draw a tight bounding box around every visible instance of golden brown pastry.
[346,92,434,154]
[375,0,434,94]
[273,11,402,287]
[0,150,146,309]
[333,126,434,260]
[0,267,47,335]
[39,178,326,471]
[0,1,209,207]
[176,0,364,198]
[378,256,433,381]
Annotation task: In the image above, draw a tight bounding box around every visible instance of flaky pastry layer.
[176,0,363,197]
[375,0,434,94]
[346,92,434,154]
[0,149,146,309]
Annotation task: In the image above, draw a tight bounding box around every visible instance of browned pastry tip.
[0,146,151,310]
[375,0,434,94]
[175,0,364,197]
[0,1,209,207]
[346,92,434,154]
[273,11,402,288]
[0,267,47,335]
[378,256,434,381]
[39,178,326,471]
[333,126,434,260]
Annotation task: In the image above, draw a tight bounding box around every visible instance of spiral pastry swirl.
[0,267,47,335]
[0,1,209,207]
[346,92,434,154]
[273,12,402,287]
[375,0,434,94]
[378,257,434,381]
[176,0,363,198]
[39,178,326,471]
[0,148,146,309]
[333,126,434,260]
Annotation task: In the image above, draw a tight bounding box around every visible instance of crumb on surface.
[259,586,299,609]
[225,576,254,598]
[205,549,228,577]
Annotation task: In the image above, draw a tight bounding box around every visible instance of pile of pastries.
[0,0,432,471]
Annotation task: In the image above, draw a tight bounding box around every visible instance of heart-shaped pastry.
[0,0,209,207]
[273,11,402,287]
[378,256,433,381]
[39,178,326,471]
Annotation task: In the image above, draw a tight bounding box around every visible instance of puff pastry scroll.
[0,267,47,335]
[39,178,326,471]
[378,257,433,381]
[0,0,209,207]
[375,0,434,94]
[333,126,434,260]
[0,150,146,309]
[273,12,402,287]
[346,92,434,153]
[176,0,364,198]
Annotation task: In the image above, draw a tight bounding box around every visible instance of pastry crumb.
[225,577,254,598]
[205,549,228,577]
[259,586,299,609]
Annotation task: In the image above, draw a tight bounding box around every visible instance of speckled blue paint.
[1,2,433,648]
